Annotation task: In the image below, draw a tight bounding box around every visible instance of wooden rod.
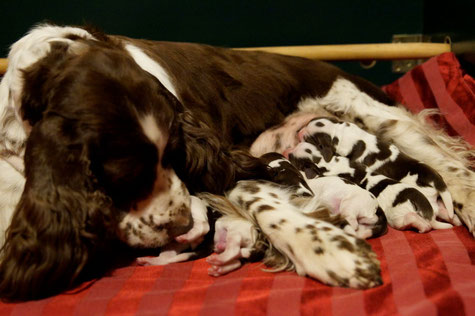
[234,43,451,61]
[0,42,451,75]
[0,58,7,75]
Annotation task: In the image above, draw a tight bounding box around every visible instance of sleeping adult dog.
[0,24,473,301]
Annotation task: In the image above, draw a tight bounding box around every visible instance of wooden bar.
[0,42,451,75]
[234,43,451,61]
[0,58,7,75]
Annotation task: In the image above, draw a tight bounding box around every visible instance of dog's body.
[0,24,474,300]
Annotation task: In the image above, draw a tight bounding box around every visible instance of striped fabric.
[383,52,475,145]
[1,227,473,316]
[1,53,474,315]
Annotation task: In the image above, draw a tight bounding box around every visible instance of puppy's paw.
[206,216,257,276]
[175,196,210,246]
[137,242,195,266]
[388,212,432,233]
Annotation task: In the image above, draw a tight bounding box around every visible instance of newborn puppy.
[260,152,313,196]
[288,141,455,232]
[137,194,261,277]
[299,117,455,223]
[304,175,385,239]
[260,152,385,238]
[136,196,210,265]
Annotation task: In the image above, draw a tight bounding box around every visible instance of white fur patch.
[118,165,191,248]
[298,78,404,122]
[0,24,94,122]
[139,114,161,144]
[0,157,25,247]
[124,44,178,99]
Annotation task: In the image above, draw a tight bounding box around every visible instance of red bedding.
[1,53,474,316]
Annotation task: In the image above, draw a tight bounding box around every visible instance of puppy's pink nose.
[282,147,294,158]
[297,128,307,142]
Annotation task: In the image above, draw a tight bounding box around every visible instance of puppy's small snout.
[283,147,294,158]
[297,128,307,142]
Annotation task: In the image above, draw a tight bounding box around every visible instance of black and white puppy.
[298,117,456,223]
[260,152,313,196]
[288,141,457,231]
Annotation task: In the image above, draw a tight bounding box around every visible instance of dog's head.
[0,31,194,300]
[0,24,273,301]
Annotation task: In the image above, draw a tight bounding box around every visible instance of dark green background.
[1,0,473,85]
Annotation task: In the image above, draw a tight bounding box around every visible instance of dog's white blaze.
[139,114,161,144]
[124,44,178,99]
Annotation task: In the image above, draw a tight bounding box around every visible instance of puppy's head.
[260,152,313,196]
[298,118,339,162]
[287,143,328,180]
[0,33,192,300]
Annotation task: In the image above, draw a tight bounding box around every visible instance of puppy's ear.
[320,147,334,162]
[0,115,117,301]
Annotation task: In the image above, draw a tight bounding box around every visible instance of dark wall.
[1,1,425,85]
[423,0,475,42]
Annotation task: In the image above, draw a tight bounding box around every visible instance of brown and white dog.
[0,24,474,301]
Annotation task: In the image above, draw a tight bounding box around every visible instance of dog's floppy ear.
[20,41,75,126]
[0,115,117,301]
[167,110,268,193]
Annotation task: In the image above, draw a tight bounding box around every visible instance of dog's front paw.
[282,219,382,289]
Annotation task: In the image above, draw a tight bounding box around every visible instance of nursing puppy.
[288,141,456,231]
[261,152,385,238]
[259,152,313,197]
[306,176,385,239]
[298,117,455,223]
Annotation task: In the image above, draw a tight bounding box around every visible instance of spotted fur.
[289,141,456,231]
[299,116,456,225]
[194,179,382,288]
